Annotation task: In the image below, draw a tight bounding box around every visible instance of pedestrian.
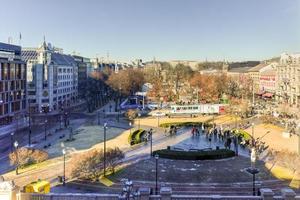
[227,137,232,150]
[233,136,238,156]
[191,126,195,136]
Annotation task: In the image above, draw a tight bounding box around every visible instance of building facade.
[73,55,92,98]
[0,42,27,125]
[276,53,300,106]
[22,42,78,113]
[259,68,276,93]
[247,62,277,94]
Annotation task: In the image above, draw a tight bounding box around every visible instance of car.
[151,111,166,117]
[147,103,159,110]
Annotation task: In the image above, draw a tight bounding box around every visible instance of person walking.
[233,136,239,156]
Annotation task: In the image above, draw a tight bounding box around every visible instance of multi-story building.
[259,67,277,94]
[247,62,277,94]
[276,53,300,106]
[73,55,92,98]
[0,42,27,125]
[22,41,78,113]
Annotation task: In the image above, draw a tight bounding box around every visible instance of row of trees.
[9,147,48,169]
[82,63,254,113]
[82,67,145,112]
[190,73,253,103]
[69,147,124,180]
[145,62,253,105]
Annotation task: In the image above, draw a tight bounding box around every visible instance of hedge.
[134,129,146,144]
[128,129,146,145]
[232,129,252,141]
[153,149,235,160]
[159,121,213,128]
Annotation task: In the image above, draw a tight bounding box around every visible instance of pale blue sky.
[1,0,300,62]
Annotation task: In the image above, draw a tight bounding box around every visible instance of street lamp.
[251,123,255,147]
[103,123,107,177]
[62,149,66,186]
[297,124,300,155]
[149,129,153,157]
[44,119,48,141]
[246,148,259,196]
[14,141,19,175]
[129,122,132,135]
[235,112,238,129]
[10,132,14,152]
[155,154,159,195]
[138,113,141,129]
[28,100,32,147]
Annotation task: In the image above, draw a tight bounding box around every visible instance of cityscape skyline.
[1,0,300,62]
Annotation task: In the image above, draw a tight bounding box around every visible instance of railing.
[16,187,300,200]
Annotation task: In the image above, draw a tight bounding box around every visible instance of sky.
[0,0,300,62]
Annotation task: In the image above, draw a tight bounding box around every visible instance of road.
[3,123,252,188]
[0,101,117,174]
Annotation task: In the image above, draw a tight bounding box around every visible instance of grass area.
[6,157,62,176]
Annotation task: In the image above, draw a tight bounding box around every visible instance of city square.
[0,1,300,200]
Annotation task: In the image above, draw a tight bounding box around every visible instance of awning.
[262,93,273,98]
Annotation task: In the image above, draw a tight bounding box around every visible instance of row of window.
[58,75,74,80]
[58,81,73,87]
[0,100,26,115]
[0,80,26,92]
[0,62,26,80]
[0,91,26,103]
[58,68,73,73]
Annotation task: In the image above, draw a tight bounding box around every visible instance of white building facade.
[276,53,300,106]
[22,42,78,112]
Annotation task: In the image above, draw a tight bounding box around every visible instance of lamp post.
[297,124,300,155]
[14,141,19,175]
[44,119,48,141]
[235,112,238,129]
[129,122,132,135]
[155,154,159,195]
[246,148,259,196]
[138,113,141,129]
[28,100,32,147]
[103,123,107,177]
[62,149,66,186]
[149,129,153,157]
[251,123,255,147]
[10,132,14,152]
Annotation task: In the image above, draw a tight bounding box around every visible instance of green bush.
[153,149,235,160]
[232,129,252,141]
[159,121,213,128]
[128,129,146,145]
[135,129,146,144]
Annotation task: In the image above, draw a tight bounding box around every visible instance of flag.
[19,33,22,40]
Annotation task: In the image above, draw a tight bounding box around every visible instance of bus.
[170,104,226,115]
